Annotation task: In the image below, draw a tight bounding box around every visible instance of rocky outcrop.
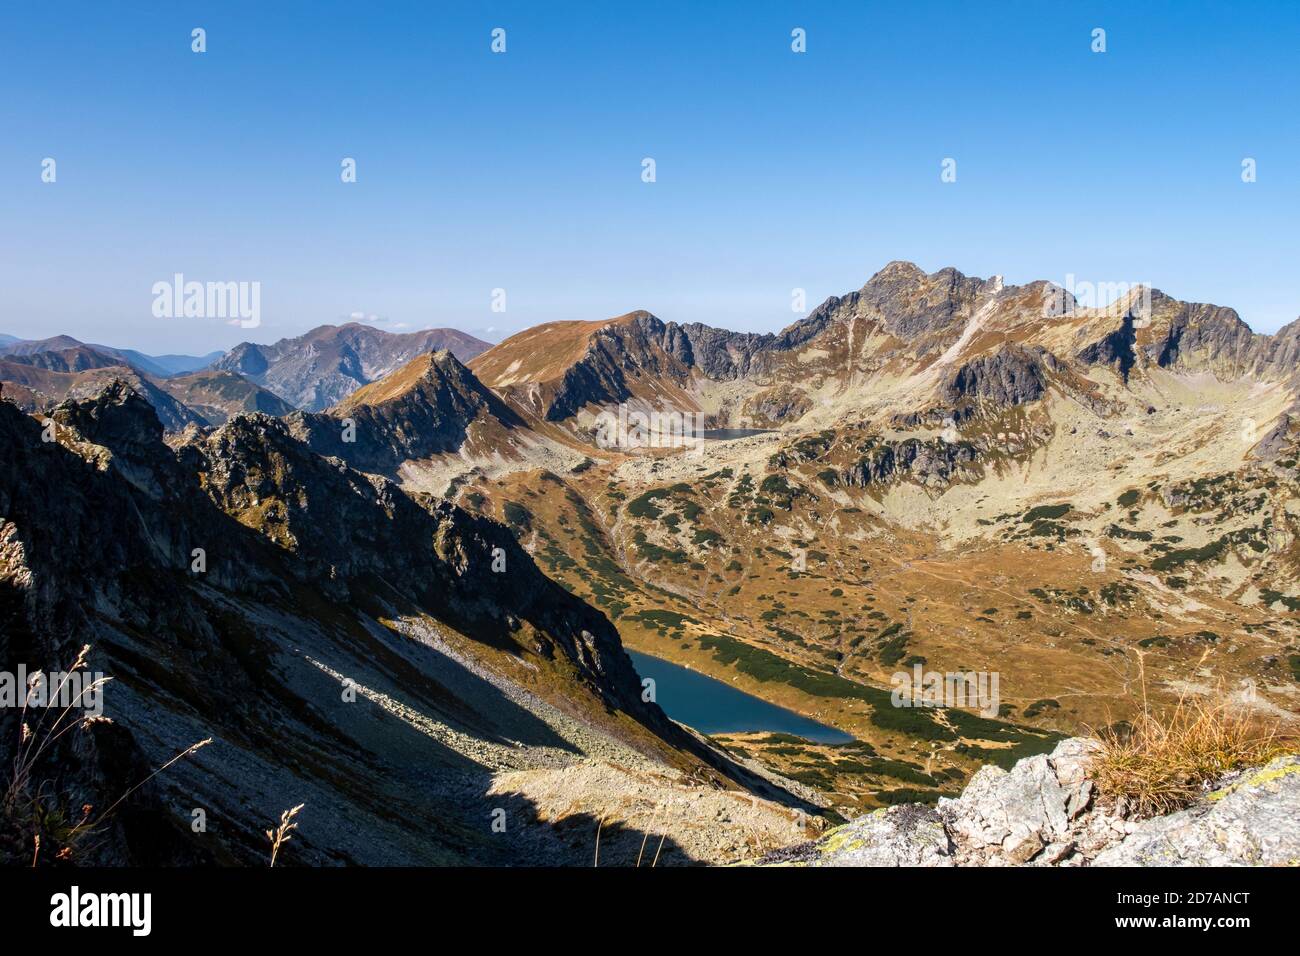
[742,384,815,426]
[763,738,1300,867]
[1077,313,1140,381]
[1093,758,1300,865]
[841,437,981,489]
[1075,288,1299,384]
[1253,317,1300,375]
[661,310,834,380]
[858,260,994,341]
[939,344,1051,413]
[940,737,1114,865]
[1140,290,1257,376]
[656,261,995,381]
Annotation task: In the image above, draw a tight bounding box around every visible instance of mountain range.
[279,261,1300,812]
[0,323,491,428]
[4,261,1299,864]
[211,323,491,411]
[0,336,222,377]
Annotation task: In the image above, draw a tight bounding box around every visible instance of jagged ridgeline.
[427,261,1300,816]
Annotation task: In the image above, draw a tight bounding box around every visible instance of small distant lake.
[627,650,853,744]
[700,428,774,441]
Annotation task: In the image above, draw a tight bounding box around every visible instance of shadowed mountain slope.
[0,382,811,866]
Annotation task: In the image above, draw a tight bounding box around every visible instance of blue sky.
[1,0,1297,354]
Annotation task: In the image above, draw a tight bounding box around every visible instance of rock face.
[858,260,994,341]
[541,314,695,422]
[940,737,1114,865]
[841,437,981,489]
[661,310,833,380]
[940,345,1050,413]
[766,739,1300,867]
[214,323,491,411]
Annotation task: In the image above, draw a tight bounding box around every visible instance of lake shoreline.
[626,649,854,745]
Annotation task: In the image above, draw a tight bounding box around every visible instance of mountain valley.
[4,261,1299,862]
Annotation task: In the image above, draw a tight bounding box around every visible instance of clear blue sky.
[2,0,1297,354]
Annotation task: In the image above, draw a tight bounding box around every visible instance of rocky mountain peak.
[859,262,994,340]
[284,349,523,477]
[51,378,164,452]
[45,378,190,500]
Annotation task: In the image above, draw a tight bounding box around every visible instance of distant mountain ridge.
[0,324,491,431]
[212,323,492,411]
[0,359,207,431]
[0,343,291,430]
[465,260,1300,436]
[0,336,220,378]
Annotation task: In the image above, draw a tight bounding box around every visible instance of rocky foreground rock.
[760,738,1300,867]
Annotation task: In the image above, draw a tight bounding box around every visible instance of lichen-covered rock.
[840,436,981,489]
[1092,756,1300,867]
[771,739,1300,868]
[758,803,953,867]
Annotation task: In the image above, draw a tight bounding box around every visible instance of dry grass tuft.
[4,644,209,864]
[267,803,305,867]
[1091,654,1291,818]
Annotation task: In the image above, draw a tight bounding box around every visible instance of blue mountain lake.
[626,649,853,744]
[700,428,773,440]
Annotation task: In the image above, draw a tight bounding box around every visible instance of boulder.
[773,738,1300,867]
